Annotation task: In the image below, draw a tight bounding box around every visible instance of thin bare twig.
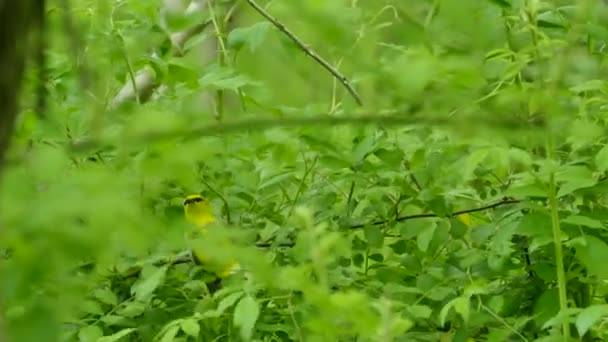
[255,198,522,247]
[349,197,522,229]
[245,0,363,106]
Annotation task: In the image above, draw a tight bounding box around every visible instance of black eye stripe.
[184,197,205,205]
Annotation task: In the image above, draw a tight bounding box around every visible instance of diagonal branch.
[245,0,363,106]
[348,197,522,229]
[255,198,523,247]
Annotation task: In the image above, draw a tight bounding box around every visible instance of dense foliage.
[3,0,608,341]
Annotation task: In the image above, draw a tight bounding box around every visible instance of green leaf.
[78,325,103,342]
[504,183,547,198]
[159,325,179,342]
[562,215,604,229]
[351,134,377,165]
[180,318,200,337]
[417,223,436,252]
[515,212,552,249]
[96,328,136,342]
[576,304,608,336]
[93,288,118,306]
[454,296,470,323]
[131,265,168,302]
[571,236,608,280]
[374,148,405,168]
[486,0,511,8]
[368,253,384,262]
[116,302,146,318]
[217,291,245,315]
[533,288,560,327]
[407,305,432,319]
[389,239,408,254]
[364,226,384,248]
[400,218,436,239]
[596,145,608,172]
[234,296,260,341]
[227,22,272,53]
[557,177,596,197]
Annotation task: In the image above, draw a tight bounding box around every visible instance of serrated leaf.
[180,318,200,337]
[234,296,260,341]
[576,304,608,336]
[131,265,168,302]
[96,328,136,342]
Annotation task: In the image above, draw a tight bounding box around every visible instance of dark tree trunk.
[0,2,41,341]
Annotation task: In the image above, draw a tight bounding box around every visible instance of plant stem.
[548,171,570,339]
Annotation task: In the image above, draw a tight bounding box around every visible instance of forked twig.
[245,0,363,106]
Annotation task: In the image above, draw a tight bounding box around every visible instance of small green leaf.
[96,328,136,342]
[364,226,384,248]
[227,22,271,53]
[454,296,470,323]
[572,236,608,280]
[417,223,436,252]
[533,288,560,327]
[515,212,552,249]
[116,302,146,318]
[131,265,168,302]
[407,305,432,319]
[159,325,179,342]
[389,239,408,254]
[374,148,404,167]
[78,325,103,342]
[486,0,511,8]
[576,304,608,336]
[439,298,456,326]
[562,215,604,229]
[180,318,200,337]
[93,288,118,306]
[596,145,608,172]
[217,291,244,315]
[368,253,384,262]
[234,296,260,341]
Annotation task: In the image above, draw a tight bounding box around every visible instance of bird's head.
[183,194,216,226]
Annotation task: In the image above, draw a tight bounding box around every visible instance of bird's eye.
[194,198,203,203]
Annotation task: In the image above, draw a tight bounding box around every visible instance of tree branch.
[110,0,215,109]
[245,0,363,106]
[255,198,523,247]
[70,112,544,153]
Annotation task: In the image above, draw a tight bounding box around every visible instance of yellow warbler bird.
[183,194,240,278]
